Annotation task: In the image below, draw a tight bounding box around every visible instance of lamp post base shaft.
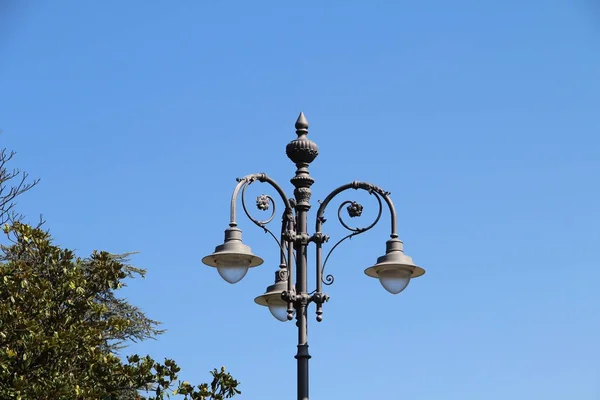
[295,344,311,400]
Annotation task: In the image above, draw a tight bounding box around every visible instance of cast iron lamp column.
[202,113,425,400]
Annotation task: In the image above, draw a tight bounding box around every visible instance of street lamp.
[202,113,425,400]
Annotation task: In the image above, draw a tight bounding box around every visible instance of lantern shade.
[255,278,292,322]
[202,227,263,284]
[364,238,425,295]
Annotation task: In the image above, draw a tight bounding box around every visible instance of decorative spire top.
[286,112,318,166]
[295,112,309,134]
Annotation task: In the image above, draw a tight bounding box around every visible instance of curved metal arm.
[229,173,293,227]
[320,194,383,286]
[314,181,399,294]
[315,181,398,238]
[228,172,295,255]
[228,173,296,305]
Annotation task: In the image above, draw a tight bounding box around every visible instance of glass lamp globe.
[267,297,289,322]
[216,257,251,284]
[255,277,292,322]
[377,268,412,294]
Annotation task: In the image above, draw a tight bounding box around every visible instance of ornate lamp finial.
[286,112,318,166]
[295,112,309,133]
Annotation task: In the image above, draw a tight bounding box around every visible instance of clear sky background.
[1,1,599,399]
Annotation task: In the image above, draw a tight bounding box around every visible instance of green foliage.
[0,223,241,400]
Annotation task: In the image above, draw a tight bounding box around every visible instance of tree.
[0,222,241,399]
[0,142,240,398]
[0,147,39,225]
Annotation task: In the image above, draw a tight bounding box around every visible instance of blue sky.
[1,1,599,399]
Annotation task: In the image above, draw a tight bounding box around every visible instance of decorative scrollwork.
[336,195,382,234]
[242,184,276,226]
[240,180,287,263]
[276,268,289,282]
[321,192,384,286]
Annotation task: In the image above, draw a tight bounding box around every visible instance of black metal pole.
[287,112,318,400]
[294,205,310,400]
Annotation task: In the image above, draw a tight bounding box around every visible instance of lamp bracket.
[310,292,329,305]
[310,232,329,244]
[295,233,311,246]
[282,289,297,302]
[282,230,296,243]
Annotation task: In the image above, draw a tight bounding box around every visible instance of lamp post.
[202,113,425,400]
